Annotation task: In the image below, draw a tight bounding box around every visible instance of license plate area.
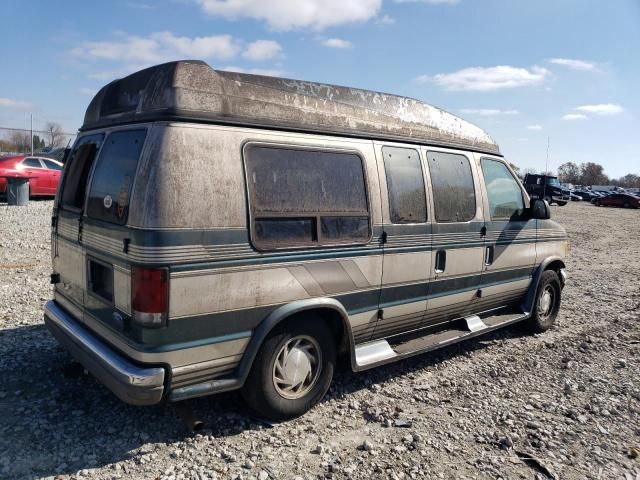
[87,257,114,303]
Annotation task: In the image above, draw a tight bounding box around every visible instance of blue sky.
[1,0,638,177]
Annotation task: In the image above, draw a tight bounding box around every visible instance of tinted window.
[86,130,146,225]
[481,159,525,219]
[61,134,104,209]
[427,151,476,222]
[382,146,427,223]
[22,158,42,168]
[245,145,370,248]
[42,159,63,170]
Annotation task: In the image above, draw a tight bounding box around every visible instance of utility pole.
[30,114,33,155]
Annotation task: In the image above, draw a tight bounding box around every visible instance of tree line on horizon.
[509,162,640,188]
[0,122,69,154]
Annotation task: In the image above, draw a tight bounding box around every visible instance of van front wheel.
[525,270,562,333]
[242,317,336,421]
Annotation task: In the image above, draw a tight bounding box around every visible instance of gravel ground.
[1,199,639,480]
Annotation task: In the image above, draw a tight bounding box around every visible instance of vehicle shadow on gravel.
[0,322,530,479]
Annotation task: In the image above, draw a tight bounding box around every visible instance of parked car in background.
[523,173,570,206]
[0,155,63,197]
[592,193,640,208]
[36,147,69,164]
[573,190,598,201]
[591,185,621,193]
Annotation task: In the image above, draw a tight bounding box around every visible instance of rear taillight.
[131,267,168,328]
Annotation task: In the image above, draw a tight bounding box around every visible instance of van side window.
[86,130,146,225]
[427,151,476,222]
[382,146,427,223]
[481,159,525,219]
[61,134,104,210]
[245,145,370,248]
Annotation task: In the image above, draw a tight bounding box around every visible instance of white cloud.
[527,125,543,130]
[321,38,353,49]
[375,14,395,24]
[196,0,382,30]
[459,109,519,116]
[549,58,598,71]
[562,113,587,121]
[0,97,33,110]
[424,65,549,91]
[242,40,282,61]
[70,31,241,65]
[576,103,623,115]
[79,87,96,96]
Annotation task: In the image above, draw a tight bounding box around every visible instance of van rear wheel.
[242,317,336,421]
[525,270,562,333]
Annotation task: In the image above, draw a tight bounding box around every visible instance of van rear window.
[60,134,104,210]
[86,130,146,225]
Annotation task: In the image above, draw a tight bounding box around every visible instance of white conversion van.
[44,60,568,419]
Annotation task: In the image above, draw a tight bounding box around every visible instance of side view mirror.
[530,198,551,220]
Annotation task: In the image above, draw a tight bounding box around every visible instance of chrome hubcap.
[272,336,321,399]
[538,286,554,318]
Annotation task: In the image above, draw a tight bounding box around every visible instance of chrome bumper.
[44,300,165,406]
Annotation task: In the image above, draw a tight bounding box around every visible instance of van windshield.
[86,129,146,225]
[546,177,560,186]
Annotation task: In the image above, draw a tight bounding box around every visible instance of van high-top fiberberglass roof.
[82,60,500,155]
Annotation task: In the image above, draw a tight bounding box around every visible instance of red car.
[593,192,640,208]
[0,155,63,197]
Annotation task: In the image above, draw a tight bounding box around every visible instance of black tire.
[525,270,562,333]
[557,201,567,206]
[594,200,601,207]
[543,196,552,205]
[242,316,336,421]
[624,202,630,208]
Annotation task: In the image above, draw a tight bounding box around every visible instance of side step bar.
[354,308,529,371]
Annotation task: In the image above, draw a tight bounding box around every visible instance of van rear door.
[53,134,104,312]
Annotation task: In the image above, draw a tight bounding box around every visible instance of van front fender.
[521,256,566,314]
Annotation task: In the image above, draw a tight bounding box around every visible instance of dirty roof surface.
[83,60,500,155]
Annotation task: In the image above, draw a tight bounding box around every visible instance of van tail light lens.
[131,267,168,328]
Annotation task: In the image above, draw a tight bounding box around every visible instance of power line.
[0,125,77,136]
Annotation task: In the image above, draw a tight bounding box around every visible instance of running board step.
[354,308,529,370]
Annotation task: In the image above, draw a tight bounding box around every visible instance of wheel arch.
[521,256,566,314]
[236,298,355,386]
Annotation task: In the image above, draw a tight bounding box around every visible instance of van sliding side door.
[421,150,485,327]
[372,144,432,340]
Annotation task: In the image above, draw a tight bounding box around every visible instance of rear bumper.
[44,300,166,406]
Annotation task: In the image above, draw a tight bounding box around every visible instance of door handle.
[484,245,494,265]
[435,250,446,273]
